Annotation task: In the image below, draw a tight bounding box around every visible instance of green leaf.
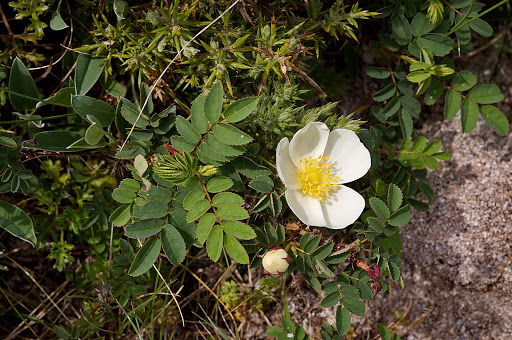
[266,326,284,337]
[72,95,115,126]
[316,258,335,277]
[120,98,149,128]
[399,109,413,138]
[128,236,161,277]
[190,94,207,134]
[411,136,427,153]
[233,157,272,178]
[444,89,462,120]
[340,285,359,298]
[170,136,194,153]
[336,306,351,336]
[207,176,233,193]
[139,83,154,116]
[9,57,39,110]
[198,142,230,163]
[411,13,434,37]
[224,97,259,123]
[249,175,274,193]
[424,79,444,105]
[304,235,321,253]
[134,154,148,176]
[125,218,164,238]
[311,241,334,260]
[480,105,509,136]
[423,140,442,155]
[354,280,373,300]
[75,54,105,95]
[389,262,400,281]
[113,0,129,20]
[387,184,403,212]
[217,204,249,221]
[432,152,450,160]
[212,192,244,207]
[205,81,223,123]
[469,18,493,37]
[0,136,17,148]
[196,213,216,245]
[222,221,256,240]
[373,83,396,102]
[391,15,412,45]
[50,5,68,30]
[186,199,210,222]
[0,200,36,246]
[460,97,479,133]
[224,233,249,264]
[321,291,341,308]
[365,67,391,79]
[423,155,440,169]
[132,200,169,219]
[109,205,131,227]
[378,324,391,340]
[342,297,366,316]
[112,188,137,204]
[468,85,504,104]
[299,232,311,249]
[84,121,106,145]
[370,197,390,222]
[282,319,296,334]
[205,134,245,157]
[161,224,186,266]
[379,33,401,52]
[381,97,400,118]
[176,115,200,144]
[400,96,421,118]
[206,224,223,262]
[265,222,278,244]
[367,217,385,233]
[36,87,73,107]
[452,70,477,91]
[388,205,411,226]
[417,34,453,56]
[212,123,253,145]
[406,71,430,83]
[183,189,206,211]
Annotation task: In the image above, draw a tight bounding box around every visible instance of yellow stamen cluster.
[297,155,339,201]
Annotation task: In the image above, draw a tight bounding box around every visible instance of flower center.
[297,155,339,201]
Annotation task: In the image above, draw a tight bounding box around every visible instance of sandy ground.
[365,113,512,339]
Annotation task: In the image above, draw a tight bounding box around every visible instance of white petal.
[323,129,371,184]
[289,122,330,167]
[276,138,299,190]
[320,185,365,229]
[285,189,326,226]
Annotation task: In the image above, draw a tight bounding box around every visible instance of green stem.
[257,155,277,170]
[0,113,76,125]
[447,0,509,35]
[282,277,290,320]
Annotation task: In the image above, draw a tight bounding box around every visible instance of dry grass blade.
[3,256,71,340]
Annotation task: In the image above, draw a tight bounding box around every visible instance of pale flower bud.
[262,247,291,275]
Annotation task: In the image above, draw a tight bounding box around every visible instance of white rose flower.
[262,247,291,275]
[276,122,371,229]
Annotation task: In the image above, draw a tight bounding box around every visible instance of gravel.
[368,116,512,339]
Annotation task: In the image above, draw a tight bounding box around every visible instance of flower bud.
[262,247,291,275]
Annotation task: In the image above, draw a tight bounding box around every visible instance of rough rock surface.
[368,116,512,339]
